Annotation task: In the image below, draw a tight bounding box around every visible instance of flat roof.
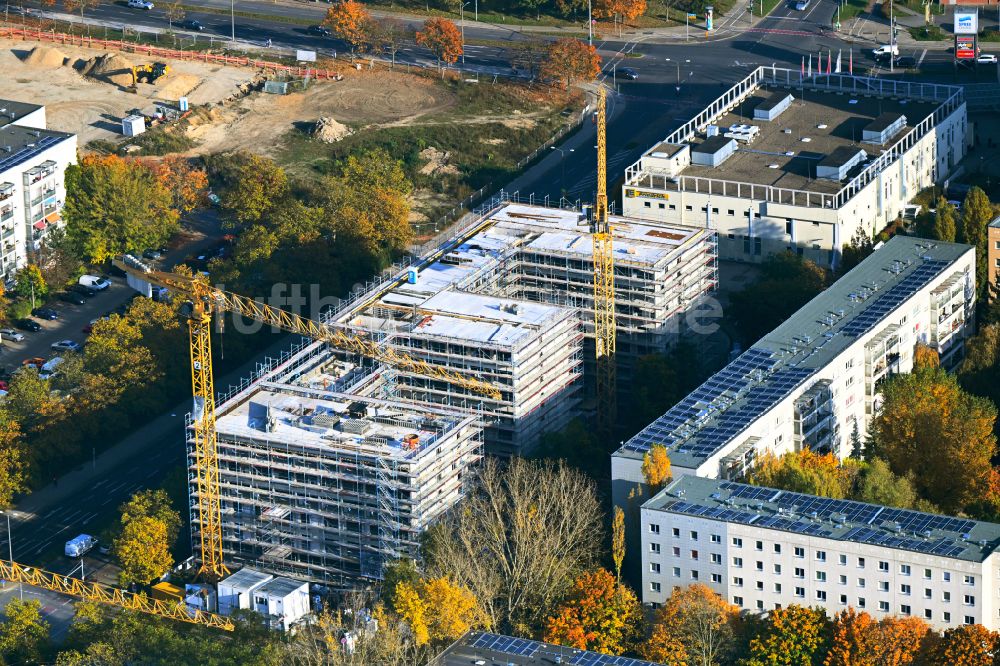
[0,124,73,176]
[818,145,867,169]
[648,476,1000,563]
[220,568,272,592]
[435,631,665,666]
[615,236,972,468]
[214,388,474,460]
[692,135,735,154]
[865,111,906,133]
[757,91,794,112]
[410,291,566,346]
[0,100,42,127]
[258,577,306,598]
[647,142,687,158]
[677,91,937,194]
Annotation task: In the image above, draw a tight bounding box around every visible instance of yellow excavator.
[131,62,171,85]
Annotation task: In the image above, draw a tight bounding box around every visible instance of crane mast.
[592,86,617,440]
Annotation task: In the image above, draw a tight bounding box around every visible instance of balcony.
[0,183,13,201]
[0,209,11,223]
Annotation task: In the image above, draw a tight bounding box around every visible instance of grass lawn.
[909,25,946,41]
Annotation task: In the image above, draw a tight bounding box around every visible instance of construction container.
[122,114,146,137]
[151,581,185,603]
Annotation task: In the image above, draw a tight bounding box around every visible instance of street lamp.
[0,511,20,601]
[230,0,235,43]
[460,1,469,65]
[551,146,575,186]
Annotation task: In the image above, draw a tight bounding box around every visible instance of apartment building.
[197,341,483,586]
[0,100,77,282]
[641,475,1000,631]
[612,236,975,576]
[621,68,967,268]
[989,216,999,302]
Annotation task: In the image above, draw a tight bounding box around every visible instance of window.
[816,572,827,582]
[755,541,763,551]
[943,572,951,582]
[858,578,866,588]
[794,547,805,558]
[795,568,805,579]
[728,209,735,216]
[879,601,890,612]
[671,527,679,537]
[858,557,866,569]
[840,594,847,604]
[774,583,782,593]
[901,584,911,595]
[733,557,743,567]
[669,204,676,211]
[644,201,651,208]
[756,561,764,572]
[650,582,661,593]
[924,568,932,580]
[879,561,889,572]
[650,543,660,553]
[712,573,722,583]
[774,544,781,554]
[712,207,719,215]
[816,551,827,562]
[795,587,805,598]
[944,591,952,602]
[756,600,764,610]
[965,616,976,625]
[733,577,743,587]
[685,205,693,212]
[732,537,743,548]
[650,524,661,535]
[817,591,827,602]
[774,564,782,575]
[839,575,847,585]
[839,554,847,565]
[711,534,721,544]
[858,597,866,608]
[673,547,681,557]
[658,202,665,209]
[691,571,699,580]
[900,565,911,576]
[691,550,699,560]
[650,563,661,574]
[944,612,951,623]
[879,582,889,592]
[965,595,975,606]
[690,531,699,541]
[925,609,933,620]
[924,589,932,599]
[901,605,911,616]
[964,575,975,586]
[785,220,793,235]
[734,596,743,606]
[712,553,722,565]
[672,566,681,577]
[756,581,764,591]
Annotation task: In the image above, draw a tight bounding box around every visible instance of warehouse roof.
[432,631,665,666]
[0,100,42,127]
[647,476,1000,563]
[615,236,972,468]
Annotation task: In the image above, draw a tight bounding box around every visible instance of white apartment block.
[641,476,1000,632]
[621,68,967,268]
[0,100,77,283]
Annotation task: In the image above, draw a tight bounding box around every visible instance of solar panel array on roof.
[464,632,663,666]
[841,260,948,337]
[0,134,63,173]
[468,632,539,658]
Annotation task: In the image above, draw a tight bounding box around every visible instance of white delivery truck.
[78,275,111,290]
[65,534,97,558]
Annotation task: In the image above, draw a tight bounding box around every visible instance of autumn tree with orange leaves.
[146,156,208,214]
[744,605,831,666]
[415,18,463,70]
[641,583,740,666]
[824,608,930,666]
[869,363,998,513]
[594,0,646,36]
[540,38,601,90]
[323,0,373,53]
[641,443,672,489]
[543,568,642,656]
[926,624,999,666]
[393,576,481,646]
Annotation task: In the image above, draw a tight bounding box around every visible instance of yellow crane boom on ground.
[113,256,500,581]
[0,560,235,631]
[592,86,617,440]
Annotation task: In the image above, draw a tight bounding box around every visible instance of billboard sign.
[296,49,317,62]
[705,5,714,30]
[954,10,978,35]
[956,35,976,59]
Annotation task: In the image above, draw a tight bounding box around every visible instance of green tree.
[0,413,26,508]
[744,605,831,666]
[37,226,83,291]
[14,264,48,305]
[869,365,998,513]
[4,369,56,432]
[114,515,173,585]
[959,186,997,301]
[215,152,289,229]
[932,196,957,242]
[119,489,182,547]
[382,558,421,607]
[748,449,860,500]
[0,599,51,665]
[839,228,875,275]
[854,458,920,510]
[728,252,828,344]
[63,155,179,263]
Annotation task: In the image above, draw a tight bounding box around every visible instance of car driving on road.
[978,54,998,64]
[128,0,154,8]
[619,67,639,80]
[307,25,332,37]
[182,19,204,31]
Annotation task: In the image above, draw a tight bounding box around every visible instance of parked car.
[619,67,639,80]
[31,307,59,320]
[69,284,99,297]
[128,0,154,9]
[894,55,916,68]
[58,292,87,305]
[977,54,998,64]
[307,24,332,37]
[21,357,46,369]
[0,329,24,342]
[181,19,204,31]
[51,340,83,353]
[15,319,40,332]
[40,356,64,380]
[79,275,111,290]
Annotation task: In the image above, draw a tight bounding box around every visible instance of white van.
[128,0,154,8]
[39,357,63,380]
[79,275,110,290]
[65,534,97,557]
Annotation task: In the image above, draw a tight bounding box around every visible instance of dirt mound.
[312,116,351,143]
[418,147,458,176]
[21,46,67,69]
[86,52,136,87]
[156,72,201,100]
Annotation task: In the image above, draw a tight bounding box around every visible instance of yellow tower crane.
[592,86,617,440]
[0,560,235,630]
[113,256,500,582]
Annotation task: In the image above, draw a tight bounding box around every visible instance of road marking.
[918,49,928,66]
[80,512,98,525]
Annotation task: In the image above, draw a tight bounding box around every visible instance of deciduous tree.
[424,457,603,635]
[869,365,998,513]
[14,264,48,305]
[544,568,642,655]
[114,515,173,585]
[63,0,99,17]
[119,489,182,547]
[370,18,412,66]
[594,0,646,35]
[0,414,26,508]
[37,226,83,293]
[63,155,179,263]
[959,186,998,300]
[146,155,208,214]
[931,196,957,242]
[641,443,672,489]
[611,507,625,582]
[926,624,998,666]
[854,458,919,510]
[540,38,601,90]
[0,599,51,665]
[215,152,288,228]
[744,605,830,666]
[748,449,860,500]
[641,583,739,666]
[824,609,928,666]
[323,0,373,53]
[415,18,463,69]
[165,1,185,29]
[912,342,940,369]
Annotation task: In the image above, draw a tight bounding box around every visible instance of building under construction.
[200,194,718,585]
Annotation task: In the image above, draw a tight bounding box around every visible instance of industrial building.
[0,100,77,283]
[217,568,311,631]
[641,476,1000,631]
[613,236,975,576]
[621,68,968,267]
[431,631,665,666]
